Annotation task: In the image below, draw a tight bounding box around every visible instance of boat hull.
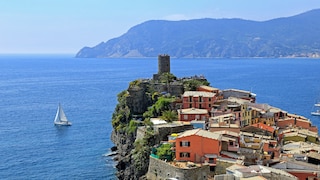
[311,112,320,116]
[54,122,72,126]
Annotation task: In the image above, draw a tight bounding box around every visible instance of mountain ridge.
[76,9,320,58]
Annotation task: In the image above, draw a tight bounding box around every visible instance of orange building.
[175,129,222,166]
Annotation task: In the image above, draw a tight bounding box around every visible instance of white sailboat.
[311,102,320,116]
[54,103,72,126]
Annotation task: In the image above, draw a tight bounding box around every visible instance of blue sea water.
[0,55,320,179]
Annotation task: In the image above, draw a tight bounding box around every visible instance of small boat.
[311,102,320,116]
[54,103,72,126]
[311,110,320,116]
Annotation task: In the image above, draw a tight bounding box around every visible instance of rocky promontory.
[110,62,210,179]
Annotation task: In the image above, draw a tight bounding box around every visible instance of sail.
[54,104,69,123]
[59,105,68,122]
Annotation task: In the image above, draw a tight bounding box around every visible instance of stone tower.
[153,54,170,81]
[158,54,170,74]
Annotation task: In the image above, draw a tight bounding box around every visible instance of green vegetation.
[129,79,142,88]
[143,96,177,119]
[126,120,139,134]
[183,79,210,91]
[132,128,156,174]
[112,90,131,132]
[159,72,177,83]
[160,110,178,122]
[156,143,174,161]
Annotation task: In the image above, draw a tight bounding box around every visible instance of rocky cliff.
[110,76,209,179]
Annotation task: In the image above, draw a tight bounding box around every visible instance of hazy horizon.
[1,0,320,54]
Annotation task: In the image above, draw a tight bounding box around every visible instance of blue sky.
[1,0,320,54]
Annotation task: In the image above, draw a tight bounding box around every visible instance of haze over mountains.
[76,9,320,58]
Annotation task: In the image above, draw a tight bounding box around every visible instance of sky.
[1,0,320,54]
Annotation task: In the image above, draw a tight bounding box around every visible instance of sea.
[0,54,320,179]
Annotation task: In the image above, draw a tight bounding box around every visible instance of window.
[209,98,211,102]
[199,96,203,102]
[208,158,215,163]
[180,141,190,147]
[189,104,192,108]
[180,152,190,157]
[184,115,188,120]
[189,96,192,102]
[195,115,200,120]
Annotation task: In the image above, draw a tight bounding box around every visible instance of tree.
[183,79,210,91]
[156,143,173,161]
[161,110,178,122]
[159,72,176,84]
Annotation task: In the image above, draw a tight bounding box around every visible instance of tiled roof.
[307,151,320,160]
[227,97,250,104]
[182,91,215,97]
[213,130,239,137]
[179,108,208,115]
[198,85,219,91]
[251,123,275,133]
[178,128,221,140]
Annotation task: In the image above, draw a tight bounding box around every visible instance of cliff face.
[111,130,137,179]
[111,80,157,180]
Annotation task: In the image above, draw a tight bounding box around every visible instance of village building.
[175,129,222,170]
[182,91,217,114]
[271,159,320,180]
[178,108,208,122]
[241,122,277,137]
[197,85,220,94]
[277,113,318,133]
[213,130,240,153]
[209,123,240,134]
[222,89,256,103]
[225,164,298,180]
[279,128,319,144]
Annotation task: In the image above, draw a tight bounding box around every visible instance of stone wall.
[215,159,237,175]
[126,85,150,114]
[147,156,210,180]
[152,83,184,97]
[154,124,194,142]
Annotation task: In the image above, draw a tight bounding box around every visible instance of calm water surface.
[0,55,320,179]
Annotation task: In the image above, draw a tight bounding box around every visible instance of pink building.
[178,108,208,121]
[182,91,217,112]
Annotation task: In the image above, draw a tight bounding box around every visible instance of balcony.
[228,145,239,152]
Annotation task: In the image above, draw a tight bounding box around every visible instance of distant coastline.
[76,9,320,59]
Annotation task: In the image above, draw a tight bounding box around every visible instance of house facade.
[178,108,208,121]
[175,129,222,165]
[182,91,217,112]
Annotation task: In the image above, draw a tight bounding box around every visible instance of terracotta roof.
[251,123,275,133]
[178,128,221,140]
